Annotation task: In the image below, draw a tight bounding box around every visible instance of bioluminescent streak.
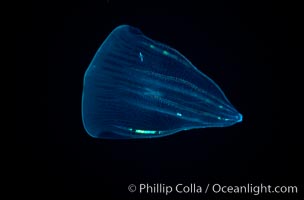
[82,25,243,139]
[139,52,144,62]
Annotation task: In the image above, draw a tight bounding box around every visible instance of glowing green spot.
[150,44,155,49]
[135,129,157,134]
[217,116,221,120]
[163,50,169,55]
[128,128,133,131]
[219,105,223,109]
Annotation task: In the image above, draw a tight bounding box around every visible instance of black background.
[18,0,300,199]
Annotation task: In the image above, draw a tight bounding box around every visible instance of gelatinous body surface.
[82,25,242,139]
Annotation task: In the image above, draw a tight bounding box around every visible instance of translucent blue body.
[82,25,242,139]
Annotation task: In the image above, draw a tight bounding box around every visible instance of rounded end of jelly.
[236,113,243,123]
